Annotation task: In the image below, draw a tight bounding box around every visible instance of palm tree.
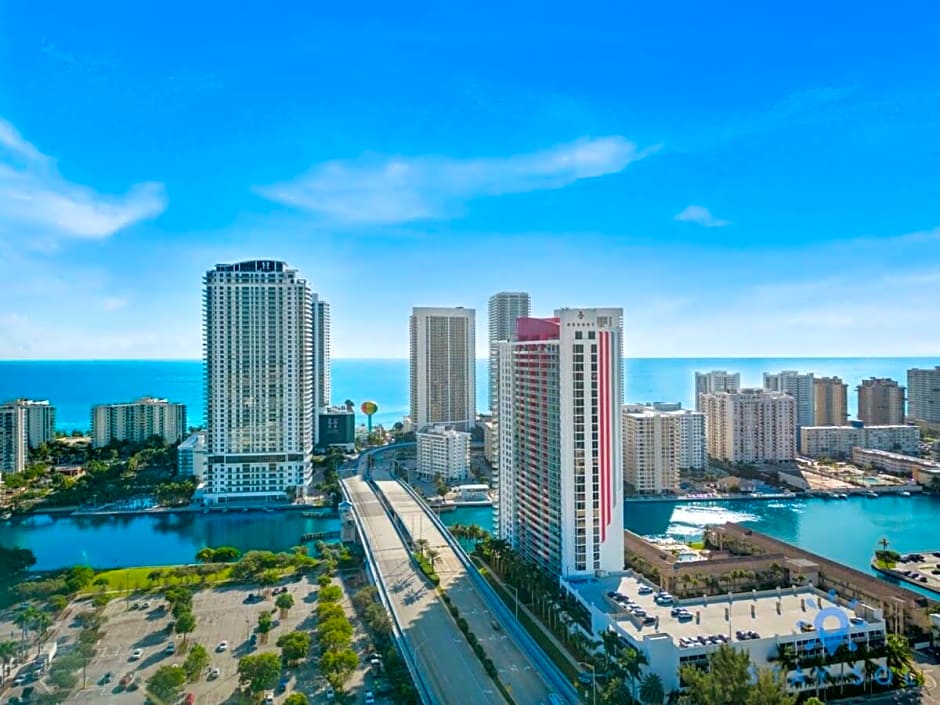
[415,538,429,556]
[618,646,648,702]
[639,672,665,705]
[885,633,913,675]
[878,537,889,553]
[0,641,17,682]
[426,548,440,569]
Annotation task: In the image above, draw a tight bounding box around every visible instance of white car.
[13,674,27,686]
[216,641,228,652]
[130,648,143,661]
[208,667,221,680]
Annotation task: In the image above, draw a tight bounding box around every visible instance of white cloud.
[674,205,731,228]
[0,117,167,243]
[256,136,656,225]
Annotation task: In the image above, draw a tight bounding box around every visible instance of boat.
[836,493,848,500]
[263,507,273,513]
[865,490,879,498]
[899,490,912,497]
[0,511,11,521]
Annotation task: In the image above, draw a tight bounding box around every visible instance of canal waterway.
[0,511,339,571]
[3,495,940,597]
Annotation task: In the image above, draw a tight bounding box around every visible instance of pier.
[300,530,341,542]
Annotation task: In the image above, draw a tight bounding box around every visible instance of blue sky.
[1,2,939,359]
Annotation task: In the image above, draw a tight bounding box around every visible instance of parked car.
[216,641,228,652]
[208,667,221,680]
[130,649,143,661]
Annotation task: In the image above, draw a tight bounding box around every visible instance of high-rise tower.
[496,308,624,578]
[487,292,531,412]
[203,260,314,504]
[409,307,476,431]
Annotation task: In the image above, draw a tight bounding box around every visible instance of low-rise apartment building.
[416,425,471,481]
[850,447,940,485]
[800,424,920,459]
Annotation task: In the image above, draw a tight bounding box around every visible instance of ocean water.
[0,357,935,432]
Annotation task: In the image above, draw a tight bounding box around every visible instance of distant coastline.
[1,356,935,432]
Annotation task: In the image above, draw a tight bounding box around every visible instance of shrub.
[456,617,468,633]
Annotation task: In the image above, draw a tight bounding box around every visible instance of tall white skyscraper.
[313,298,331,409]
[203,260,314,504]
[488,292,531,412]
[409,307,476,431]
[6,399,56,449]
[0,401,27,476]
[702,389,796,464]
[694,370,741,411]
[496,308,624,579]
[908,366,940,424]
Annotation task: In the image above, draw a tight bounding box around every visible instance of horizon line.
[0,355,937,363]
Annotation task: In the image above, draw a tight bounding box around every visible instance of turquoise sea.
[0,357,935,432]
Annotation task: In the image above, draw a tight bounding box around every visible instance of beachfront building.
[622,404,706,494]
[565,572,888,697]
[1,399,55,450]
[764,370,815,427]
[203,260,315,504]
[850,447,940,484]
[814,377,848,426]
[177,432,207,480]
[409,306,476,432]
[857,378,905,426]
[496,308,624,578]
[702,389,796,464]
[0,401,27,476]
[908,366,940,426]
[91,397,187,448]
[694,370,740,411]
[488,292,531,412]
[313,298,331,409]
[317,406,355,452]
[416,425,471,481]
[800,424,920,459]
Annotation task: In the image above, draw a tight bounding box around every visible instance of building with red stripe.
[495,308,624,579]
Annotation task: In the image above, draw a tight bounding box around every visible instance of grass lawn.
[90,565,233,592]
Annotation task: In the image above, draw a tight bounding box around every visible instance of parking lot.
[48,576,377,705]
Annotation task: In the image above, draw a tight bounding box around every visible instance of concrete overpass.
[343,442,579,705]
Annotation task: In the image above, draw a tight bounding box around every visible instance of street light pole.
[578,661,596,705]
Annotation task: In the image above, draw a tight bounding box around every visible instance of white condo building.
[702,389,796,463]
[91,397,187,448]
[764,370,815,427]
[14,400,56,449]
[416,425,471,481]
[622,404,706,494]
[488,292,531,412]
[694,370,740,411]
[313,298,331,409]
[177,432,207,480]
[800,424,920,459]
[203,260,314,504]
[496,308,624,579]
[0,401,27,476]
[409,307,476,431]
[908,366,940,425]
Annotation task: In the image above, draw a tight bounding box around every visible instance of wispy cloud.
[674,205,730,228]
[256,136,656,225]
[0,116,167,245]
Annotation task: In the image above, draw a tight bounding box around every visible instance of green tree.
[276,631,311,664]
[679,644,752,705]
[745,668,795,705]
[195,547,216,563]
[284,694,309,705]
[237,652,281,695]
[804,698,825,705]
[175,610,196,641]
[64,565,95,593]
[146,664,187,703]
[319,584,342,603]
[639,672,665,705]
[183,643,210,682]
[320,647,358,690]
[886,633,914,673]
[47,594,68,614]
[0,641,18,680]
[257,611,273,644]
[0,546,37,583]
[275,592,295,618]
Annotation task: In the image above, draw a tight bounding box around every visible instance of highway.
[376,476,554,705]
[343,472,508,705]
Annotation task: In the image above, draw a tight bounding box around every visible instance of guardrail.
[393,479,581,705]
[339,480,437,705]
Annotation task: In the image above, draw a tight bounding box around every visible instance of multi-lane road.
[377,478,554,705]
[344,473,509,705]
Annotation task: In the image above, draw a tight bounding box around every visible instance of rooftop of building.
[416,424,471,437]
[571,573,882,646]
[321,405,355,415]
[802,423,916,431]
[853,447,940,466]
